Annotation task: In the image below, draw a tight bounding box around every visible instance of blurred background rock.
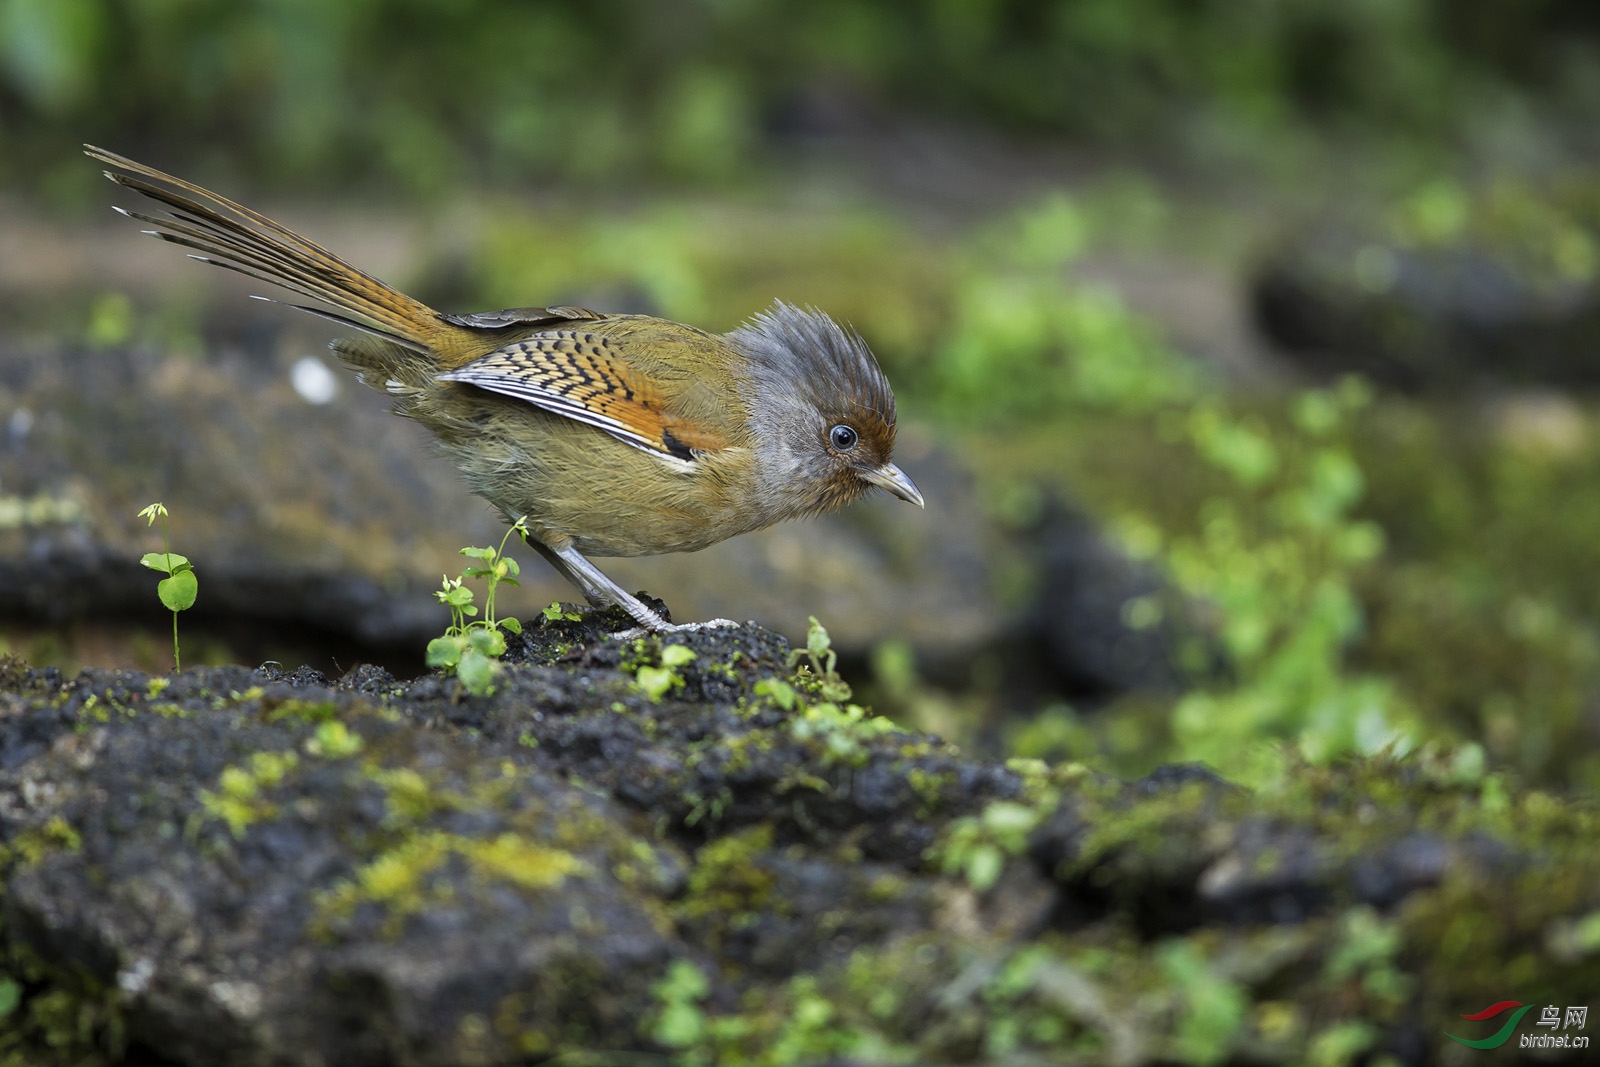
[4,0,1600,791]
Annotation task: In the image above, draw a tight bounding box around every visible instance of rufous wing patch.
[436,332,726,461]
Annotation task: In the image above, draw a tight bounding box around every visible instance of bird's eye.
[829,424,859,451]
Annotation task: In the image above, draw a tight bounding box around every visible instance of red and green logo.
[1446,1001,1535,1049]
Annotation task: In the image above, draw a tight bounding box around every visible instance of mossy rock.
[0,616,1596,1065]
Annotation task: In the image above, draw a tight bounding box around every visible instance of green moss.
[0,816,82,871]
[674,824,779,927]
[303,720,363,758]
[366,766,450,826]
[461,833,590,891]
[264,698,339,724]
[902,767,960,809]
[0,940,124,1066]
[196,750,301,838]
[314,830,588,940]
[937,799,1050,893]
[789,703,898,768]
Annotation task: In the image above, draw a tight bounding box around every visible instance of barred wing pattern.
[436,331,723,462]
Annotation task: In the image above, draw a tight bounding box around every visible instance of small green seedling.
[427,517,528,696]
[542,601,583,623]
[635,643,696,702]
[138,502,197,671]
[788,615,853,702]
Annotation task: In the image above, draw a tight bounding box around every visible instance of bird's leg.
[532,537,672,632]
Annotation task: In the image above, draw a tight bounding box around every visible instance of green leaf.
[636,665,678,702]
[754,677,797,711]
[456,649,498,695]
[964,843,1004,892]
[652,1000,706,1049]
[543,602,565,621]
[0,977,19,1019]
[443,585,476,608]
[806,616,831,659]
[460,547,497,560]
[140,551,190,574]
[660,644,696,667]
[502,557,521,578]
[157,569,198,612]
[426,635,466,668]
[981,801,1041,836]
[499,617,523,635]
[467,627,506,657]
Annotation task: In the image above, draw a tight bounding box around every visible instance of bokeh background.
[5,0,1600,793]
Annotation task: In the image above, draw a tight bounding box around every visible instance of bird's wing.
[435,329,729,461]
[439,305,606,331]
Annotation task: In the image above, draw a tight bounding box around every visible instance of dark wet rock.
[0,339,998,665]
[2,623,1598,1065]
[1253,228,1600,389]
[1025,502,1200,697]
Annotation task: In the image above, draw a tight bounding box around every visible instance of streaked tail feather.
[85,144,443,358]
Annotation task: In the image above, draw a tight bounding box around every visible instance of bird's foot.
[611,618,741,641]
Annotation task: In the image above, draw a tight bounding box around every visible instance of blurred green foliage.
[2,0,1598,195]
[8,0,1600,793]
[883,188,1600,792]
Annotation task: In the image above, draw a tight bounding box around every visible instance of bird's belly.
[439,409,761,557]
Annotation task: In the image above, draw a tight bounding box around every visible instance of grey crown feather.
[728,301,895,425]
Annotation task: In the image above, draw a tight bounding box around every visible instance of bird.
[84,145,923,633]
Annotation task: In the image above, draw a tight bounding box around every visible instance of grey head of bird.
[728,301,923,520]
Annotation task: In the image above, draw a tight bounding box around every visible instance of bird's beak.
[861,462,925,508]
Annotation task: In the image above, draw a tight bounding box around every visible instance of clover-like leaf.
[467,627,506,657]
[140,551,190,575]
[426,634,466,668]
[456,648,498,695]
[500,617,523,635]
[157,568,198,612]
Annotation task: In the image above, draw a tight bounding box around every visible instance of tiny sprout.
[789,616,852,703]
[427,516,530,697]
[137,502,196,671]
[542,601,582,623]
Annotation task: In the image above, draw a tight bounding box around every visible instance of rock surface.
[1,616,1596,1065]
[1253,227,1600,390]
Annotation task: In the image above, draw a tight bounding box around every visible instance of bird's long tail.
[85,144,447,362]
